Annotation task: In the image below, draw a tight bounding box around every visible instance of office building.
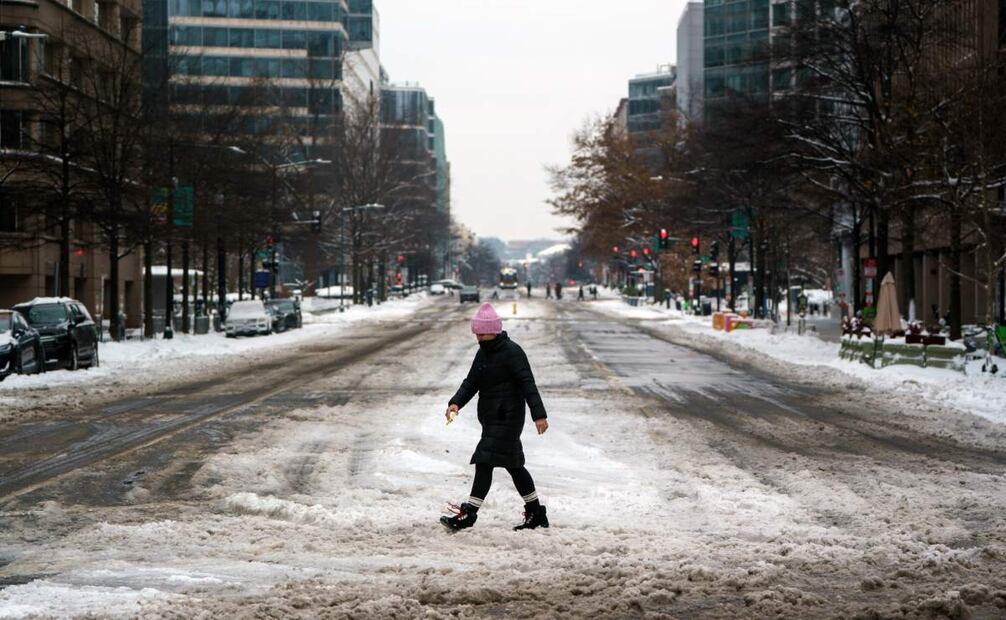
[626,65,675,134]
[676,2,704,121]
[0,0,145,319]
[703,0,771,108]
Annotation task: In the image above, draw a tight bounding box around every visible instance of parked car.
[12,297,99,370]
[264,299,302,332]
[0,310,44,380]
[429,283,446,296]
[225,300,272,337]
[459,286,480,303]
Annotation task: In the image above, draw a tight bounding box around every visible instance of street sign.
[151,188,169,224]
[254,270,272,289]
[256,251,271,260]
[172,186,194,228]
[863,258,878,278]
[731,208,750,239]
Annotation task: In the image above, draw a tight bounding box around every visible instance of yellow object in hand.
[446,410,458,425]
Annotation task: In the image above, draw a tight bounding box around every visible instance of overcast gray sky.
[377,0,689,242]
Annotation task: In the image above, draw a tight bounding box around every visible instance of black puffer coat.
[449,332,547,468]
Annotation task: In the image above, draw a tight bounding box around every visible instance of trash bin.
[702,302,713,316]
[213,315,223,332]
[194,316,210,335]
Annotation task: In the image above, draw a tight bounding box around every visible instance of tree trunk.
[754,236,766,319]
[851,214,863,313]
[216,236,227,322]
[109,230,121,342]
[248,248,255,299]
[949,206,963,341]
[899,208,916,319]
[182,240,190,332]
[876,207,890,285]
[202,244,209,313]
[238,242,245,301]
[59,210,71,298]
[143,241,154,338]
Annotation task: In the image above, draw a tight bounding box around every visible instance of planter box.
[922,335,946,346]
[905,334,924,344]
[880,343,925,368]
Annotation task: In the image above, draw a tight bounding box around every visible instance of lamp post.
[340,204,385,308]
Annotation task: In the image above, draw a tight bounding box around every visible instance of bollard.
[512,303,517,315]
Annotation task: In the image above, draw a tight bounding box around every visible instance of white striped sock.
[467,496,484,508]
[521,491,538,503]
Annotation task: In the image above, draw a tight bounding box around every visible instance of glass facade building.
[144,0,351,148]
[626,67,675,134]
[702,0,771,104]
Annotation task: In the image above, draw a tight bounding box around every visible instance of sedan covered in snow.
[225,300,272,337]
[0,310,44,380]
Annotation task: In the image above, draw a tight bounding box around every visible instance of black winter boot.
[514,505,548,530]
[441,502,478,530]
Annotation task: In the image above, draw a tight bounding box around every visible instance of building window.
[0,192,18,232]
[1000,0,1006,47]
[772,2,791,26]
[0,36,29,82]
[1,110,25,148]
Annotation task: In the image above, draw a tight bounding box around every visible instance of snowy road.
[1,297,1005,618]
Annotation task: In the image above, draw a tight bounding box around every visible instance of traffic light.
[690,236,700,256]
[692,259,702,274]
[397,254,406,264]
[709,263,720,277]
[310,210,321,233]
[659,228,669,250]
[265,235,275,249]
[710,240,720,262]
[612,245,620,255]
[642,247,650,258]
[629,249,638,263]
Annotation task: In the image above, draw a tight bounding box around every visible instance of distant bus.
[499,267,519,290]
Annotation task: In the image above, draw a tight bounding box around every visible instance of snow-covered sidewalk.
[590,298,1006,427]
[0,295,429,426]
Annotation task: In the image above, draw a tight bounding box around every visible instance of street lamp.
[340,204,385,308]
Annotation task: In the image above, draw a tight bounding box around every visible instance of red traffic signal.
[642,247,650,256]
[629,249,638,259]
[396,254,406,264]
[73,247,84,257]
[690,237,699,248]
[612,246,620,254]
[265,236,275,248]
[660,229,668,240]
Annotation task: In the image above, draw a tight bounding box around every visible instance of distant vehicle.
[429,283,446,295]
[13,297,99,370]
[459,286,480,303]
[225,300,272,337]
[499,267,519,291]
[0,309,44,380]
[264,299,302,332]
[436,279,463,290]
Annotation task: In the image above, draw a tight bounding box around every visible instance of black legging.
[470,463,538,507]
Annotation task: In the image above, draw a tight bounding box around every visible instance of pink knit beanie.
[471,302,503,335]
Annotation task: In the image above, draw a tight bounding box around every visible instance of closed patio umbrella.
[873,272,902,336]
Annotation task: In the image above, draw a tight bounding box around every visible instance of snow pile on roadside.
[0,295,430,423]
[592,299,1006,426]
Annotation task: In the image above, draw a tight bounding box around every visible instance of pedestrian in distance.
[526,281,532,298]
[546,283,552,299]
[554,281,563,300]
[442,302,550,532]
[577,286,585,301]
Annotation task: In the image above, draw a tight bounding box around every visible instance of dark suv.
[0,310,44,380]
[13,298,99,370]
[264,299,302,332]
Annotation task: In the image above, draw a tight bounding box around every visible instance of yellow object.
[446,411,457,426]
[512,303,517,315]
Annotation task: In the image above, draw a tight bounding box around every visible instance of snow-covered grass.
[591,298,1006,427]
[0,294,429,424]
